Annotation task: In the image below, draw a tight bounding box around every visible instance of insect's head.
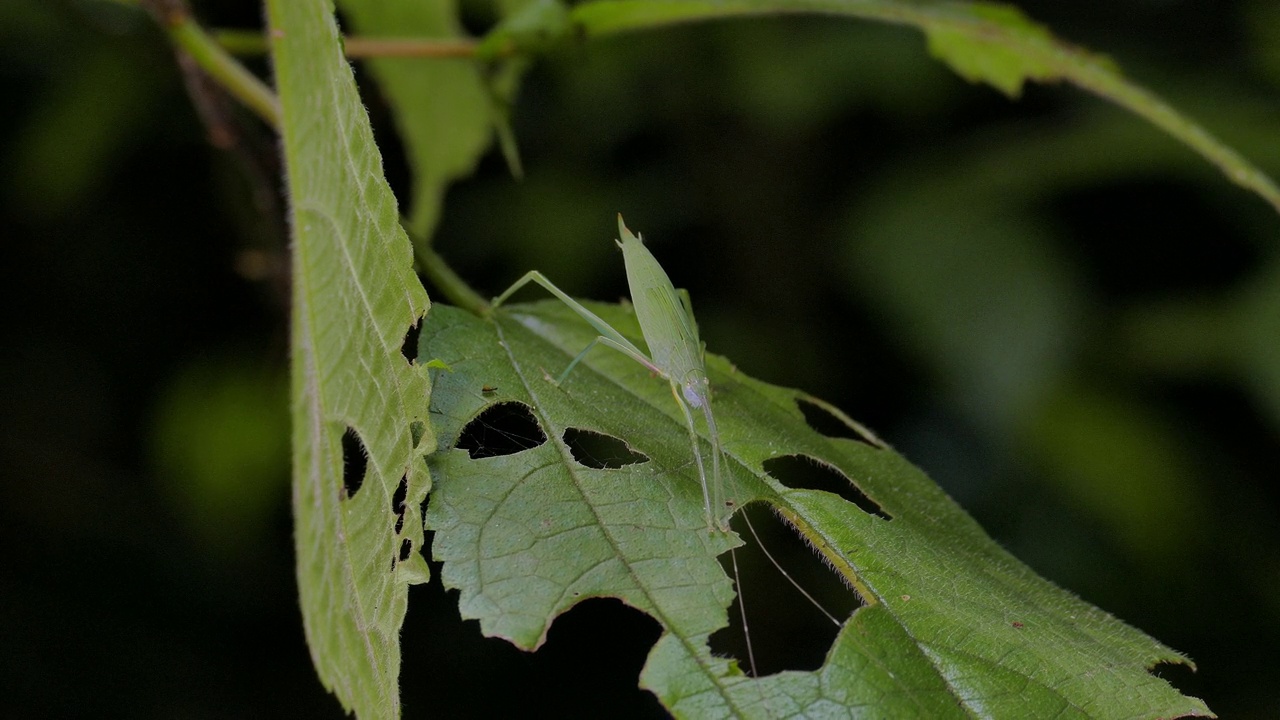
[680,370,711,408]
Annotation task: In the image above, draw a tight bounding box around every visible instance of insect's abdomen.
[618,229,701,376]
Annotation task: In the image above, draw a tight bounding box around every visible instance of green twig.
[189,2,1280,218]
[214,29,484,59]
[146,0,281,129]
[1068,65,1280,216]
[568,0,1280,217]
[414,243,490,317]
[209,29,271,56]
[345,37,482,58]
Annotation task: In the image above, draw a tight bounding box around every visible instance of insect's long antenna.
[732,536,776,719]
[729,546,759,678]
[742,509,842,627]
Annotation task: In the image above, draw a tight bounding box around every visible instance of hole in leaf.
[763,455,891,520]
[563,428,650,469]
[341,426,368,499]
[393,475,408,533]
[392,475,408,514]
[710,504,860,676]
[457,402,546,459]
[398,566,665,718]
[1150,659,1200,697]
[797,398,880,448]
[527,598,667,717]
[410,420,426,449]
[399,538,412,562]
[401,315,422,363]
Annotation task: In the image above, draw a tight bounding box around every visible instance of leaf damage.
[421,301,1210,718]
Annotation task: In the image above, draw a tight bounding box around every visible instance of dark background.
[3,0,1278,717]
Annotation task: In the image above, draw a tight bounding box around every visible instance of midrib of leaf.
[488,317,761,716]
[269,0,434,718]
[423,301,1212,718]
[292,215,397,709]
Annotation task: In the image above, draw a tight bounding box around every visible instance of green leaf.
[476,0,572,59]
[267,0,433,717]
[336,0,493,240]
[922,2,1071,97]
[422,301,1212,718]
[151,357,289,558]
[567,0,1280,214]
[476,0,574,179]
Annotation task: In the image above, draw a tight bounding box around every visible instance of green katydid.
[490,215,731,531]
[489,216,842,685]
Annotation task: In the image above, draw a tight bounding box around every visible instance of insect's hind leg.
[491,270,556,309]
[491,272,653,374]
[557,335,661,385]
[556,337,604,385]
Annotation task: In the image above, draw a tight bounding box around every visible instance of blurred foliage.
[2,0,1278,717]
[150,356,288,560]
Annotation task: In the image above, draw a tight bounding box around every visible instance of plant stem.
[566,0,1280,215]
[145,1,281,129]
[415,243,490,317]
[214,29,483,59]
[346,37,482,58]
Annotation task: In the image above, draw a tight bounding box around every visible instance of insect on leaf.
[421,300,1210,718]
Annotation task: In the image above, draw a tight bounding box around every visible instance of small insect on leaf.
[490,215,732,531]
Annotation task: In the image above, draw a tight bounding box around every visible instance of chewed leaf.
[269,0,433,717]
[421,301,1210,718]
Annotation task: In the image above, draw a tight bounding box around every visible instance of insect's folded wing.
[676,287,701,345]
[641,285,702,371]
